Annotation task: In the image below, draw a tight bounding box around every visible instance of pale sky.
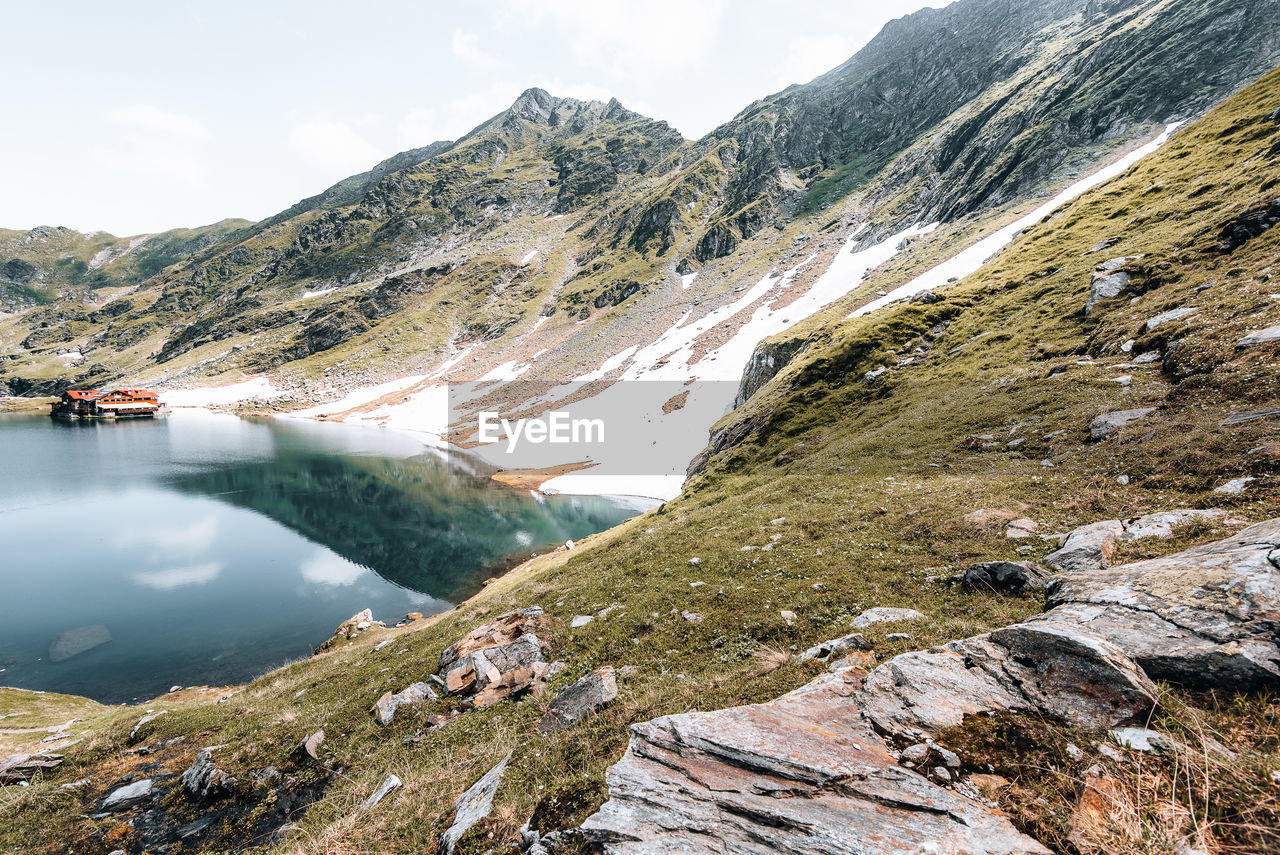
[0,0,953,236]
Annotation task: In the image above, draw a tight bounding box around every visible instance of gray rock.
[1214,476,1256,495]
[102,778,153,811]
[582,522,1280,853]
[1089,408,1156,440]
[1109,727,1172,752]
[362,773,401,810]
[440,753,511,855]
[1132,350,1161,364]
[128,710,167,741]
[1145,306,1197,331]
[1236,325,1280,349]
[570,615,593,628]
[1044,520,1124,573]
[1086,258,1142,315]
[851,607,924,628]
[1120,509,1231,540]
[799,633,872,662]
[538,666,618,732]
[1039,518,1280,688]
[1222,407,1280,425]
[438,608,551,708]
[954,561,1055,592]
[372,682,438,726]
[181,746,235,798]
[48,623,112,662]
[0,751,63,784]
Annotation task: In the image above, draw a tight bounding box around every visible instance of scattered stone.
[852,607,924,628]
[780,610,797,625]
[1214,476,1256,495]
[1086,257,1141,315]
[1044,519,1124,573]
[799,633,872,662]
[1223,407,1280,425]
[314,608,378,652]
[538,667,618,732]
[1236,325,1280,349]
[565,539,575,550]
[570,615,593,628]
[1145,306,1197,331]
[864,366,888,382]
[687,557,701,565]
[128,710,167,741]
[1116,475,1130,485]
[1109,727,1173,753]
[963,508,1020,530]
[362,773,401,810]
[1089,408,1156,440]
[953,561,1055,592]
[1108,374,1132,386]
[299,729,324,760]
[181,746,236,798]
[0,752,63,784]
[1088,237,1120,253]
[1132,350,1161,364]
[681,611,704,623]
[48,623,112,662]
[1068,768,1129,853]
[885,632,913,641]
[372,682,438,726]
[102,778,154,811]
[1005,518,1039,538]
[440,753,511,855]
[437,608,552,708]
[405,611,424,622]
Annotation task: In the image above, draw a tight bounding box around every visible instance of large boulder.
[0,751,63,784]
[1085,256,1142,315]
[1038,518,1280,688]
[583,520,1280,853]
[437,608,552,708]
[181,746,236,798]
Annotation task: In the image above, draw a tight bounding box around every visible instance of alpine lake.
[0,410,645,703]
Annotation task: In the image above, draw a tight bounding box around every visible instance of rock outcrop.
[581,520,1280,853]
[954,560,1054,592]
[372,682,438,726]
[437,608,553,708]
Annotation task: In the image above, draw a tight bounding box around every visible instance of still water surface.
[0,411,641,702]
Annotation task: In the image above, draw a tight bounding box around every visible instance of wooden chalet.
[51,388,162,419]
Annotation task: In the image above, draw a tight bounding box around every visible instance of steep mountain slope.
[4,59,1278,855]
[1,0,1277,410]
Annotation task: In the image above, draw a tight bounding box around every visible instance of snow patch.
[519,249,539,265]
[160,377,282,407]
[849,122,1186,319]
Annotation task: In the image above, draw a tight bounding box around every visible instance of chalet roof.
[63,390,105,400]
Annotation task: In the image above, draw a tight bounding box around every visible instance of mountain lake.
[0,409,644,703]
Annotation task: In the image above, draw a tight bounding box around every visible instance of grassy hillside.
[4,55,1279,855]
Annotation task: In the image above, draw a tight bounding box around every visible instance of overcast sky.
[0,0,953,236]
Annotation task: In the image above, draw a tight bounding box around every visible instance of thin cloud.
[451,27,498,67]
[289,120,386,174]
[109,104,208,139]
[300,550,367,586]
[775,35,854,88]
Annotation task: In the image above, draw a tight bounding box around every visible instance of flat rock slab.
[441,753,511,855]
[49,623,112,662]
[1089,408,1156,441]
[1237,325,1280,349]
[1040,518,1280,688]
[102,778,154,810]
[582,669,1051,855]
[538,666,617,732]
[583,520,1280,852]
[850,607,924,628]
